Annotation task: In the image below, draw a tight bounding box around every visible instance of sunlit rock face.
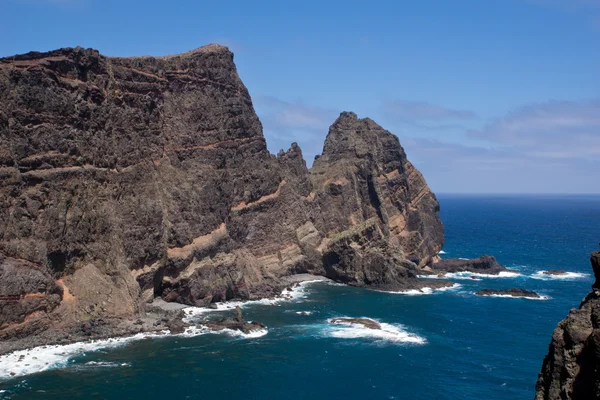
[0,45,442,344]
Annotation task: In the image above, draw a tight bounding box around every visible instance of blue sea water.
[1,194,599,400]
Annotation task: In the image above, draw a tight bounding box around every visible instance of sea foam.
[418,271,521,280]
[0,331,169,380]
[326,318,426,344]
[530,271,589,281]
[182,279,323,320]
[475,293,550,301]
[379,283,462,296]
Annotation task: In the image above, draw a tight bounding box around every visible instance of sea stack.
[0,45,444,352]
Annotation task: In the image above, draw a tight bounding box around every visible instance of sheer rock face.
[0,45,443,343]
[310,112,443,264]
[535,252,600,400]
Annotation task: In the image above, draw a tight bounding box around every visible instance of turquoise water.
[1,194,599,399]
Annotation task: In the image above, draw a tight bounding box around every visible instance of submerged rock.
[475,288,540,299]
[535,252,600,400]
[329,318,382,330]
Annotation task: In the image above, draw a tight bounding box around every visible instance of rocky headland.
[535,252,600,400]
[0,44,468,352]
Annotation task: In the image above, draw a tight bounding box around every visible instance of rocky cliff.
[0,45,443,349]
[535,252,600,400]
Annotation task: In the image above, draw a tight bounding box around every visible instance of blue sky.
[2,0,599,193]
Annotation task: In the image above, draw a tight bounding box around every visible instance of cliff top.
[0,43,232,63]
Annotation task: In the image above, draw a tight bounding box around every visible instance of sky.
[2,0,599,193]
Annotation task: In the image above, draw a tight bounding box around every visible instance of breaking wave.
[325,318,426,345]
[474,293,550,301]
[0,331,170,380]
[530,271,589,280]
[379,283,462,296]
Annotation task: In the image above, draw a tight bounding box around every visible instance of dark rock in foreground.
[329,317,381,330]
[475,288,540,299]
[535,252,600,400]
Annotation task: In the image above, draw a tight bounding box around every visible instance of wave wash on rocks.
[0,45,443,351]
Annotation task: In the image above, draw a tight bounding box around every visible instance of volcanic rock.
[0,45,444,350]
[426,255,513,275]
[475,288,540,299]
[200,306,265,334]
[543,270,568,276]
[329,317,381,330]
[535,252,600,400]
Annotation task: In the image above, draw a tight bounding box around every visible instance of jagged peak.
[317,112,403,164]
[277,142,304,160]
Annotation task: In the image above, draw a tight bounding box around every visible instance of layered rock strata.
[0,45,443,350]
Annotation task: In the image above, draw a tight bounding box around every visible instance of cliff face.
[0,45,443,344]
[535,252,600,400]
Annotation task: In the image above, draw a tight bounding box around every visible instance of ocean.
[1,194,599,400]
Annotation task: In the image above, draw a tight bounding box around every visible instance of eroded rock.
[535,252,600,400]
[475,288,540,299]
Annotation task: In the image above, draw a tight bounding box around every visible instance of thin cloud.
[383,100,476,123]
[253,95,340,163]
[402,137,597,193]
[470,100,600,160]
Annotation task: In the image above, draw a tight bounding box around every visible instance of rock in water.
[200,307,265,335]
[475,288,540,299]
[535,252,600,400]
[428,255,513,275]
[0,45,443,349]
[330,318,382,330]
[543,270,568,276]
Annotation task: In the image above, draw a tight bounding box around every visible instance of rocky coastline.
[0,44,507,355]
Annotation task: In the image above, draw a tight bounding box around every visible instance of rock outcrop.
[475,288,540,299]
[0,45,443,350]
[543,270,568,276]
[425,255,512,275]
[199,306,266,334]
[329,317,382,330]
[535,252,600,400]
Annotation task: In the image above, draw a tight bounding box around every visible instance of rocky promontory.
[535,252,600,400]
[0,45,447,352]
